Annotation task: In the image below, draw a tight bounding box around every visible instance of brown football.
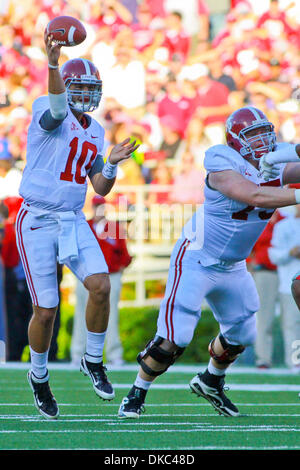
[45,16,86,47]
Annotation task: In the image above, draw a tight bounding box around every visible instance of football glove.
[258,154,280,181]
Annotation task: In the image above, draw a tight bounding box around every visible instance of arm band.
[48,91,68,120]
[266,145,300,165]
[39,109,66,130]
[102,159,118,179]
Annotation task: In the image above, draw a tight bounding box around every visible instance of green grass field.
[1,364,300,451]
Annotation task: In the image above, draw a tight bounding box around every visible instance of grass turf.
[0,367,300,450]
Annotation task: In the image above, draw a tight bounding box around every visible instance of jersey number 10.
[60,137,98,184]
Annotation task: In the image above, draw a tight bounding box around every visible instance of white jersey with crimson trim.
[19,96,105,211]
[182,142,291,265]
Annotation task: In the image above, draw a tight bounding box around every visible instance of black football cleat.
[189,373,240,417]
[118,386,146,419]
[80,355,115,400]
[27,370,59,420]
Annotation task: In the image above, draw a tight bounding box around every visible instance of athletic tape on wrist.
[102,160,118,179]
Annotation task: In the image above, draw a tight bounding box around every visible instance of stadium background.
[0,0,300,365]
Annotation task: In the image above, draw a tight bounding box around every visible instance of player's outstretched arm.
[40,32,68,130]
[45,32,65,95]
[263,144,300,165]
[282,161,300,186]
[209,169,300,209]
[90,139,140,196]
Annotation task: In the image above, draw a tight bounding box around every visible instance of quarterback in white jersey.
[19,94,105,212]
[119,106,300,419]
[16,33,139,420]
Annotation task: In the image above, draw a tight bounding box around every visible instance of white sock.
[134,374,153,390]
[29,347,49,382]
[85,331,106,363]
[207,359,227,376]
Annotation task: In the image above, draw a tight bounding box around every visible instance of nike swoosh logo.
[91,135,98,139]
[30,226,42,231]
[53,28,65,35]
[36,397,43,407]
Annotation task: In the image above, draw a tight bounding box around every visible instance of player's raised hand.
[108,138,140,165]
[44,32,62,67]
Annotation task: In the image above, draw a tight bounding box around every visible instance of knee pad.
[209,334,245,365]
[137,335,185,377]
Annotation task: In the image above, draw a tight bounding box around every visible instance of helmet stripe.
[81,58,91,75]
[68,26,76,46]
[244,106,262,121]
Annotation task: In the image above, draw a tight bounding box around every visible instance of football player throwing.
[17,33,138,419]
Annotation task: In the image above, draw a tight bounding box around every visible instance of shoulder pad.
[91,118,105,134]
[32,95,50,113]
[204,144,243,173]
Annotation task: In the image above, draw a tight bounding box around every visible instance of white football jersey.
[19,96,105,211]
[182,143,290,265]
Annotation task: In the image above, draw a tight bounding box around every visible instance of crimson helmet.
[60,58,102,112]
[225,106,276,160]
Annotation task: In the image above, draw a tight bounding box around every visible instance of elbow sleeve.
[48,91,68,120]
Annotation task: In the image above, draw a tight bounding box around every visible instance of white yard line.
[0,402,299,407]
[1,383,300,391]
[2,413,300,419]
[0,362,298,375]
[1,427,300,434]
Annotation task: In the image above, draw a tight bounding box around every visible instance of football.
[45,16,86,47]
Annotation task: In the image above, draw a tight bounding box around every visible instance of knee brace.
[137,335,185,377]
[209,334,245,365]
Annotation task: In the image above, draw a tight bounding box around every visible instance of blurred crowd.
[1,0,300,363]
[1,0,300,203]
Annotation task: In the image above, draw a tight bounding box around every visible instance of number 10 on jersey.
[60,137,98,184]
